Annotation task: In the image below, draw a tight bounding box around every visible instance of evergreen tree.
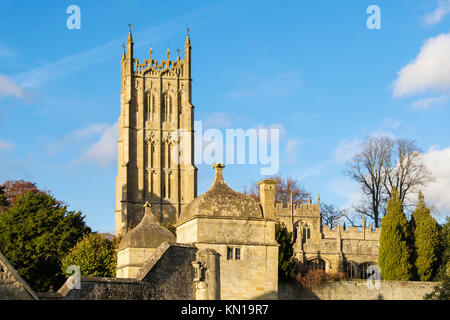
[276,222,297,282]
[412,191,440,281]
[61,233,116,278]
[0,185,8,213]
[0,191,91,291]
[378,187,413,280]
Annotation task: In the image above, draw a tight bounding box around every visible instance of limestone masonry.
[0,33,435,300]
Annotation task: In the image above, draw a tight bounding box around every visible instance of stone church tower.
[115,32,197,235]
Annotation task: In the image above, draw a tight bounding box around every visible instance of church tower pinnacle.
[115,33,197,235]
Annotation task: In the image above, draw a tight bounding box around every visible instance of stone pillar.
[194,248,220,300]
[257,179,277,219]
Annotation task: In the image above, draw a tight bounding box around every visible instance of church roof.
[177,163,263,225]
[119,203,175,250]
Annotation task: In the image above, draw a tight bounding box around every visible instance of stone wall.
[0,251,38,300]
[45,243,197,300]
[278,279,437,300]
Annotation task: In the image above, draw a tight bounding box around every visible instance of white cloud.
[72,122,118,167]
[393,33,450,97]
[0,139,15,151]
[423,145,450,217]
[411,95,448,110]
[47,123,110,155]
[327,177,362,210]
[333,138,361,163]
[284,138,301,163]
[0,74,26,99]
[82,122,118,166]
[422,0,450,26]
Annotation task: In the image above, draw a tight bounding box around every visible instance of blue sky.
[1,0,450,232]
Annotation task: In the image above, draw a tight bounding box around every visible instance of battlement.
[275,203,320,211]
[133,52,185,76]
[274,201,320,219]
[121,32,191,79]
[322,223,381,241]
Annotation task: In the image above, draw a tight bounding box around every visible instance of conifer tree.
[412,191,440,281]
[378,187,413,280]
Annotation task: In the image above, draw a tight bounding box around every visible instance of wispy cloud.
[46,123,110,155]
[422,0,450,26]
[0,74,27,100]
[0,139,15,151]
[284,138,301,163]
[72,122,118,167]
[411,95,448,110]
[11,6,214,89]
[333,138,361,163]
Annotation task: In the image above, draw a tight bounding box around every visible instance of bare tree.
[244,175,309,204]
[320,203,346,229]
[383,139,434,209]
[345,136,434,227]
[344,136,391,227]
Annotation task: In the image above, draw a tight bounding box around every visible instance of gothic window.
[146,93,155,121]
[307,258,326,271]
[302,224,311,244]
[344,261,359,280]
[151,144,155,167]
[162,93,173,122]
[162,184,166,198]
[168,172,171,199]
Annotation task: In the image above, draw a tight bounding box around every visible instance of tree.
[345,136,433,227]
[383,139,434,207]
[0,185,8,213]
[320,203,346,229]
[276,222,298,282]
[61,233,116,278]
[425,217,450,299]
[378,187,413,280]
[411,191,440,281]
[1,180,41,207]
[345,136,391,227]
[244,175,309,204]
[0,191,91,292]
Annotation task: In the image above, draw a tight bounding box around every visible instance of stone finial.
[149,48,153,60]
[212,163,225,184]
[127,30,133,43]
[318,193,321,206]
[308,194,311,205]
[185,34,191,47]
[143,201,158,222]
[166,48,170,61]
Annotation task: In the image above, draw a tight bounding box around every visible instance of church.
[0,32,386,300]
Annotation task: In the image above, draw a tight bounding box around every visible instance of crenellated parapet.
[133,53,186,77]
[322,224,381,241]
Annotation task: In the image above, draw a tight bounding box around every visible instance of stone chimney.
[257,179,277,219]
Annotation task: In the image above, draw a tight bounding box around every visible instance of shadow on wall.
[120,183,179,232]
